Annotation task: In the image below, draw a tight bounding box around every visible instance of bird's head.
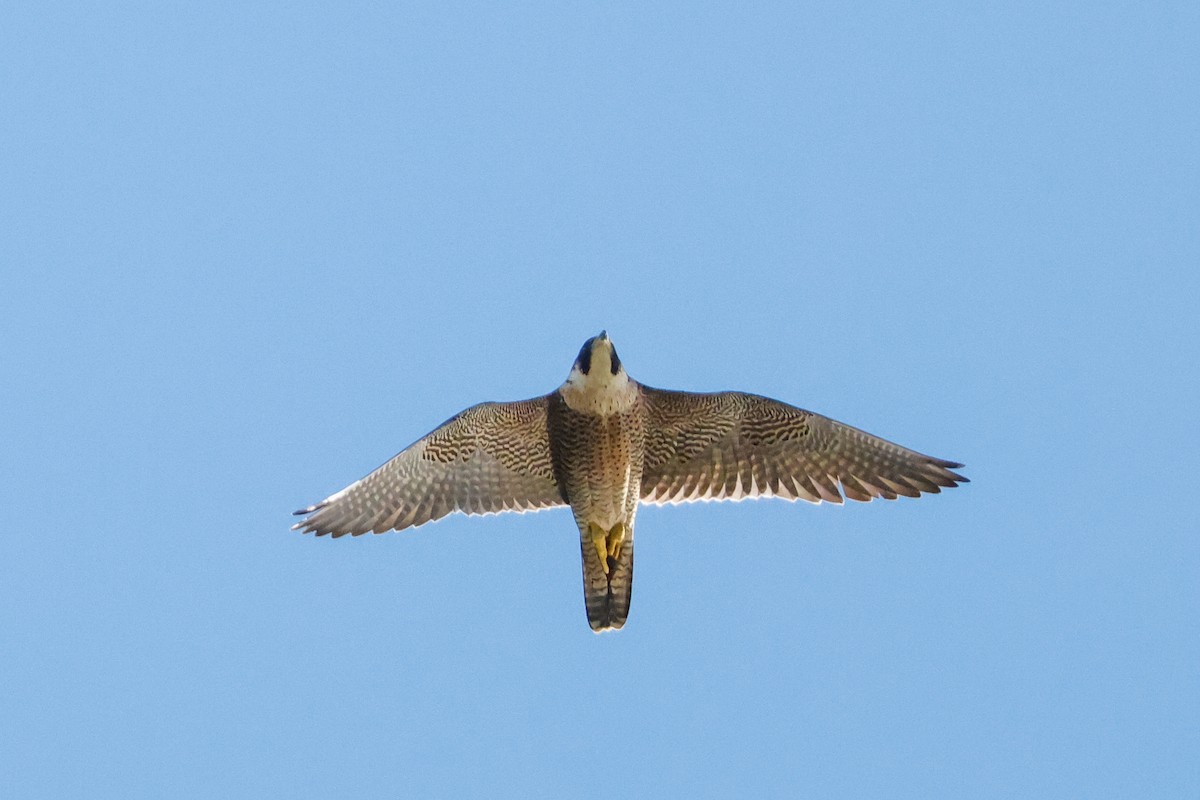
[567,330,627,389]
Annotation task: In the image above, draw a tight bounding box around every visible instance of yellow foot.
[589,523,608,571]
[607,522,627,564]
[588,522,628,578]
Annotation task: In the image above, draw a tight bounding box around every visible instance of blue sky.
[2,2,1196,797]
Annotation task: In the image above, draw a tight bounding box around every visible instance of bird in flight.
[293,332,967,632]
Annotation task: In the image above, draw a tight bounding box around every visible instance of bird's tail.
[580,522,634,633]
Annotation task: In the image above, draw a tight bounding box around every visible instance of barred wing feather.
[293,397,566,537]
[640,389,967,506]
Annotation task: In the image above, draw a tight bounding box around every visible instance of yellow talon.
[589,523,608,569]
[588,522,628,577]
[607,522,626,562]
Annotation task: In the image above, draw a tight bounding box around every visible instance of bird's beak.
[597,330,609,343]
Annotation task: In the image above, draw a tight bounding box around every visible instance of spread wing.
[293,397,566,536]
[640,388,967,505]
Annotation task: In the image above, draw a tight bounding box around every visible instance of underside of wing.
[639,388,967,506]
[293,396,566,536]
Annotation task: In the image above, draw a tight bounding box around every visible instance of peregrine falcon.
[293,332,968,632]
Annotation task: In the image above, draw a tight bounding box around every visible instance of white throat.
[560,364,638,416]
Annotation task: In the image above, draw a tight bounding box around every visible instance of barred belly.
[547,394,645,528]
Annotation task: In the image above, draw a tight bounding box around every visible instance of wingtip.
[934,459,968,484]
[945,462,969,483]
[291,504,321,533]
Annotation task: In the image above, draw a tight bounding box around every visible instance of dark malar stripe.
[575,338,594,375]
